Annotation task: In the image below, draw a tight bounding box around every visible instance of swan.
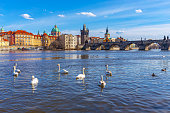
[31,76,38,85]
[13,66,19,76]
[161,68,166,71]
[15,63,21,73]
[57,64,68,74]
[76,68,85,80]
[99,75,106,88]
[105,65,112,76]
[162,56,166,58]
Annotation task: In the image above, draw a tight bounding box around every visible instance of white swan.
[31,76,38,85]
[76,68,85,80]
[99,75,106,88]
[15,63,21,73]
[57,64,68,74]
[105,65,112,76]
[13,66,19,76]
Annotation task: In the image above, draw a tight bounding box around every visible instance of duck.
[152,73,156,77]
[13,66,19,76]
[76,68,85,80]
[99,75,106,88]
[15,63,21,73]
[57,64,68,74]
[31,76,38,85]
[105,65,112,76]
[161,68,166,71]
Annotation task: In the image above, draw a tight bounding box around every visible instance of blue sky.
[1,0,170,40]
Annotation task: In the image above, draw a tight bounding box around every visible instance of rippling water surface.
[0,50,170,113]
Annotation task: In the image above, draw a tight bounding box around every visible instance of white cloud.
[50,11,54,14]
[0,14,4,16]
[21,14,34,20]
[77,12,96,17]
[116,31,124,35]
[58,14,65,17]
[135,9,143,13]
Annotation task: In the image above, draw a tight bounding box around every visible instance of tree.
[49,39,64,50]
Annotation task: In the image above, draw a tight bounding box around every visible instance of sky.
[0,0,170,40]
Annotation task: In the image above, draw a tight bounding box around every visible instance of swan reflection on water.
[32,84,38,93]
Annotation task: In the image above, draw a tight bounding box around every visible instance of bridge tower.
[81,24,89,45]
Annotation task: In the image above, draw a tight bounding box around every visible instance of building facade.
[0,25,60,48]
[0,35,9,47]
[80,24,89,45]
[59,34,77,50]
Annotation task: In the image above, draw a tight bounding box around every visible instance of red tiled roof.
[3,39,8,41]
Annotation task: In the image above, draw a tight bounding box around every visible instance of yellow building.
[33,34,42,46]
[14,30,34,46]
[0,35,9,47]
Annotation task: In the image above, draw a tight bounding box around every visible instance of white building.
[60,34,78,50]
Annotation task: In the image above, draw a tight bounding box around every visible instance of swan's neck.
[101,75,103,82]
[106,65,108,70]
[13,66,16,73]
[58,65,60,71]
[83,68,85,75]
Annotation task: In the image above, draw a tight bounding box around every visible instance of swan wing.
[76,74,85,78]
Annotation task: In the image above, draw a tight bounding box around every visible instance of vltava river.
[0,50,169,112]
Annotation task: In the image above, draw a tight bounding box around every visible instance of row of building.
[0,24,127,50]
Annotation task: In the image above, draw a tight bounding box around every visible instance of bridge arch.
[145,43,161,50]
[124,43,139,50]
[90,44,102,50]
[109,45,120,50]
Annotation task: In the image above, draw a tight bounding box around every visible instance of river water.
[0,50,169,113]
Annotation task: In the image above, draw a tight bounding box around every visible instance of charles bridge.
[82,38,170,50]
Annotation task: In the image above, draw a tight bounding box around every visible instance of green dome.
[51,25,60,32]
[1,27,4,31]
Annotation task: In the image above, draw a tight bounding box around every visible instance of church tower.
[0,26,4,32]
[103,26,110,42]
[51,25,60,37]
[80,24,89,45]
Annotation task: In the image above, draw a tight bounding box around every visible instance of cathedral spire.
[37,30,40,35]
[83,24,86,30]
[106,26,108,34]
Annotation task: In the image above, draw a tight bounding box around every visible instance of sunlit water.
[0,50,170,112]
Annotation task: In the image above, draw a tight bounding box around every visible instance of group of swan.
[13,63,112,89]
[56,64,111,88]
[12,63,38,85]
